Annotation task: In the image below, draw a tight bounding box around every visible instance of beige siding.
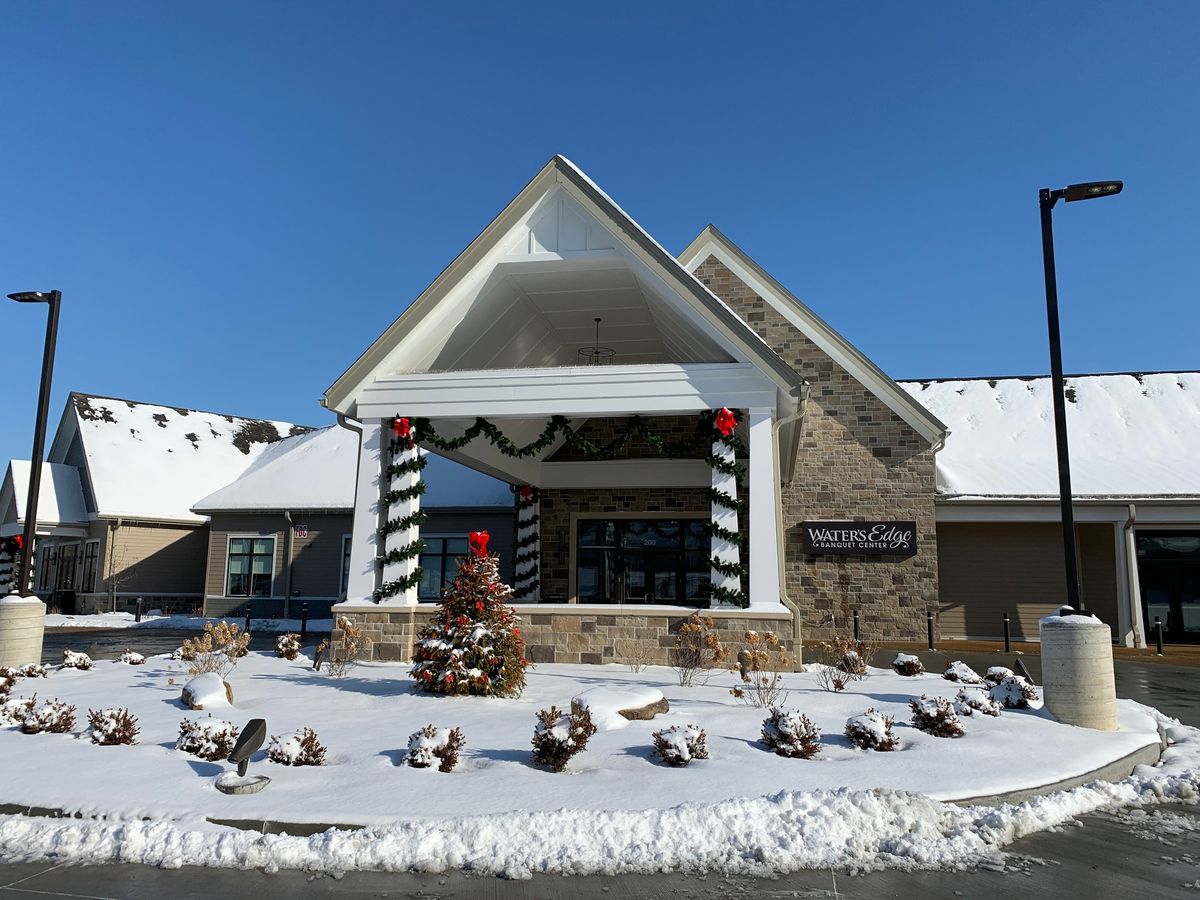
[937,521,1120,641]
[103,522,207,595]
[205,514,287,599]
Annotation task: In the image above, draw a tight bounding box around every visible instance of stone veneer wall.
[693,256,940,640]
[333,605,794,666]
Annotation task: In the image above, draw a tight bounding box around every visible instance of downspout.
[772,385,808,665]
[283,510,294,619]
[108,517,122,613]
[1123,503,1145,648]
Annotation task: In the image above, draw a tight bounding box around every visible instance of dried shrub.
[406,724,466,773]
[624,640,654,675]
[87,707,140,745]
[181,622,250,679]
[531,701,597,772]
[276,633,301,660]
[2,663,47,679]
[954,688,1002,718]
[267,727,327,766]
[0,695,35,726]
[118,650,145,666]
[729,630,791,708]
[325,616,366,678]
[816,635,878,682]
[892,653,924,677]
[943,660,984,684]
[814,664,848,693]
[652,724,709,767]
[844,708,899,751]
[171,645,194,662]
[985,666,1014,685]
[990,675,1039,709]
[909,695,965,738]
[761,708,821,759]
[62,650,93,671]
[671,613,726,687]
[21,698,77,734]
[176,717,240,760]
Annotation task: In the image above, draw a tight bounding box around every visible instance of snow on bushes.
[118,650,145,666]
[990,674,1040,709]
[892,653,924,676]
[61,650,93,671]
[730,630,790,707]
[954,688,1002,718]
[21,698,76,734]
[652,724,709,767]
[909,695,965,738]
[267,727,327,766]
[0,695,35,726]
[985,666,1014,685]
[531,701,597,772]
[176,717,239,761]
[406,725,465,773]
[1,663,47,680]
[761,708,821,759]
[844,708,899,751]
[87,708,139,745]
[943,660,983,684]
[0,673,11,698]
[276,633,301,660]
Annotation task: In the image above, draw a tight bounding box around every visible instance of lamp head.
[1063,181,1123,202]
[7,291,54,303]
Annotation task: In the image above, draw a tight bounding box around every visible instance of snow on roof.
[3,460,88,527]
[901,372,1200,499]
[68,393,311,523]
[192,425,515,512]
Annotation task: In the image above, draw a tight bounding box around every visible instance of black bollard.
[135,598,143,624]
[1155,617,1165,656]
[244,607,252,637]
[300,602,309,644]
[927,611,935,650]
[853,610,860,641]
[1003,613,1011,653]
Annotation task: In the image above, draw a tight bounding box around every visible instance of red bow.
[393,417,411,438]
[469,530,490,557]
[518,485,533,501]
[714,407,737,437]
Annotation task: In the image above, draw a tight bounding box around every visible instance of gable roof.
[678,224,947,445]
[901,372,1200,499]
[0,461,87,536]
[47,393,313,524]
[323,155,806,415]
[192,425,515,513]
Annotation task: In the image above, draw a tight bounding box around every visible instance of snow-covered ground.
[44,612,333,633]
[0,652,1194,877]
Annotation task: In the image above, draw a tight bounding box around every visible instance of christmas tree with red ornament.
[410,530,528,697]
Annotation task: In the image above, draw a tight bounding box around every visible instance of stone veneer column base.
[332,603,796,666]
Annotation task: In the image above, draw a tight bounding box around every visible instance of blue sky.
[2,2,1196,465]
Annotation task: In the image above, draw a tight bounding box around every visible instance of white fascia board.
[358,363,778,419]
[678,228,947,445]
[935,499,1200,524]
[541,459,711,489]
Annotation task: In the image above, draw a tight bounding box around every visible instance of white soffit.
[678,225,947,445]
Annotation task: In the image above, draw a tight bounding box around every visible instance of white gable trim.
[678,226,947,446]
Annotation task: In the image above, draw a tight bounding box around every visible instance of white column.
[381,438,421,606]
[513,492,541,602]
[346,419,383,604]
[748,407,782,611]
[710,438,741,606]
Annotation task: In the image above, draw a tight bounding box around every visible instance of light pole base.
[1039,611,1118,731]
[0,594,46,668]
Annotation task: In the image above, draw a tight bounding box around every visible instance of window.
[81,541,100,593]
[576,518,711,606]
[340,535,352,598]
[56,543,78,591]
[226,537,275,597]
[38,544,57,591]
[418,536,469,601]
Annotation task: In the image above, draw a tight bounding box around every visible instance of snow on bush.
[892,653,924,677]
[942,660,983,684]
[0,695,35,727]
[985,666,1014,685]
[990,674,1040,709]
[652,724,709,767]
[844,708,899,751]
[171,646,192,662]
[406,724,465,773]
[761,708,821,759]
[118,650,145,666]
[0,673,11,698]
[21,698,76,734]
[61,650,93,671]
[176,717,239,761]
[276,633,301,660]
[267,727,327,766]
[87,708,139,745]
[730,630,791,708]
[531,701,597,772]
[1,663,47,679]
[909,695,965,738]
[954,688,1002,718]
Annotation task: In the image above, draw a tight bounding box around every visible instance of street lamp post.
[6,290,62,596]
[1038,181,1122,614]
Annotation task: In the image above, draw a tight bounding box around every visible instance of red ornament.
[393,416,411,438]
[714,407,737,437]
[512,627,521,636]
[13,535,23,551]
[475,601,484,612]
[445,673,455,685]
[518,485,533,501]
[468,530,490,558]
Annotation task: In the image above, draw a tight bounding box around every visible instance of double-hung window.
[226,537,275,597]
[418,536,469,601]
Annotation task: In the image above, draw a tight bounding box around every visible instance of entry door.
[1137,532,1200,642]
[56,545,77,591]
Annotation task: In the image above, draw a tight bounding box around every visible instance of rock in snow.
[572,686,668,730]
[181,673,232,710]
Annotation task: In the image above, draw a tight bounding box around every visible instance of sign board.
[294,525,309,539]
[800,521,917,557]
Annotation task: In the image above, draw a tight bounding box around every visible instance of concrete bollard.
[0,594,47,668]
[1039,610,1118,731]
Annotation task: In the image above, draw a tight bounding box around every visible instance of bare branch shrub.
[652,724,709,767]
[671,613,726,687]
[844,708,899,751]
[21,698,76,734]
[182,622,250,679]
[891,653,924,676]
[990,675,1039,709]
[325,616,366,678]
[815,635,879,682]
[87,707,140,745]
[954,688,1002,718]
[909,695,965,737]
[276,633,301,660]
[176,717,240,760]
[813,664,848,693]
[62,650,93,671]
[267,727,327,766]
[729,630,791,707]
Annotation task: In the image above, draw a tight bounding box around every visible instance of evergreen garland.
[374,419,427,600]
[511,485,540,601]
